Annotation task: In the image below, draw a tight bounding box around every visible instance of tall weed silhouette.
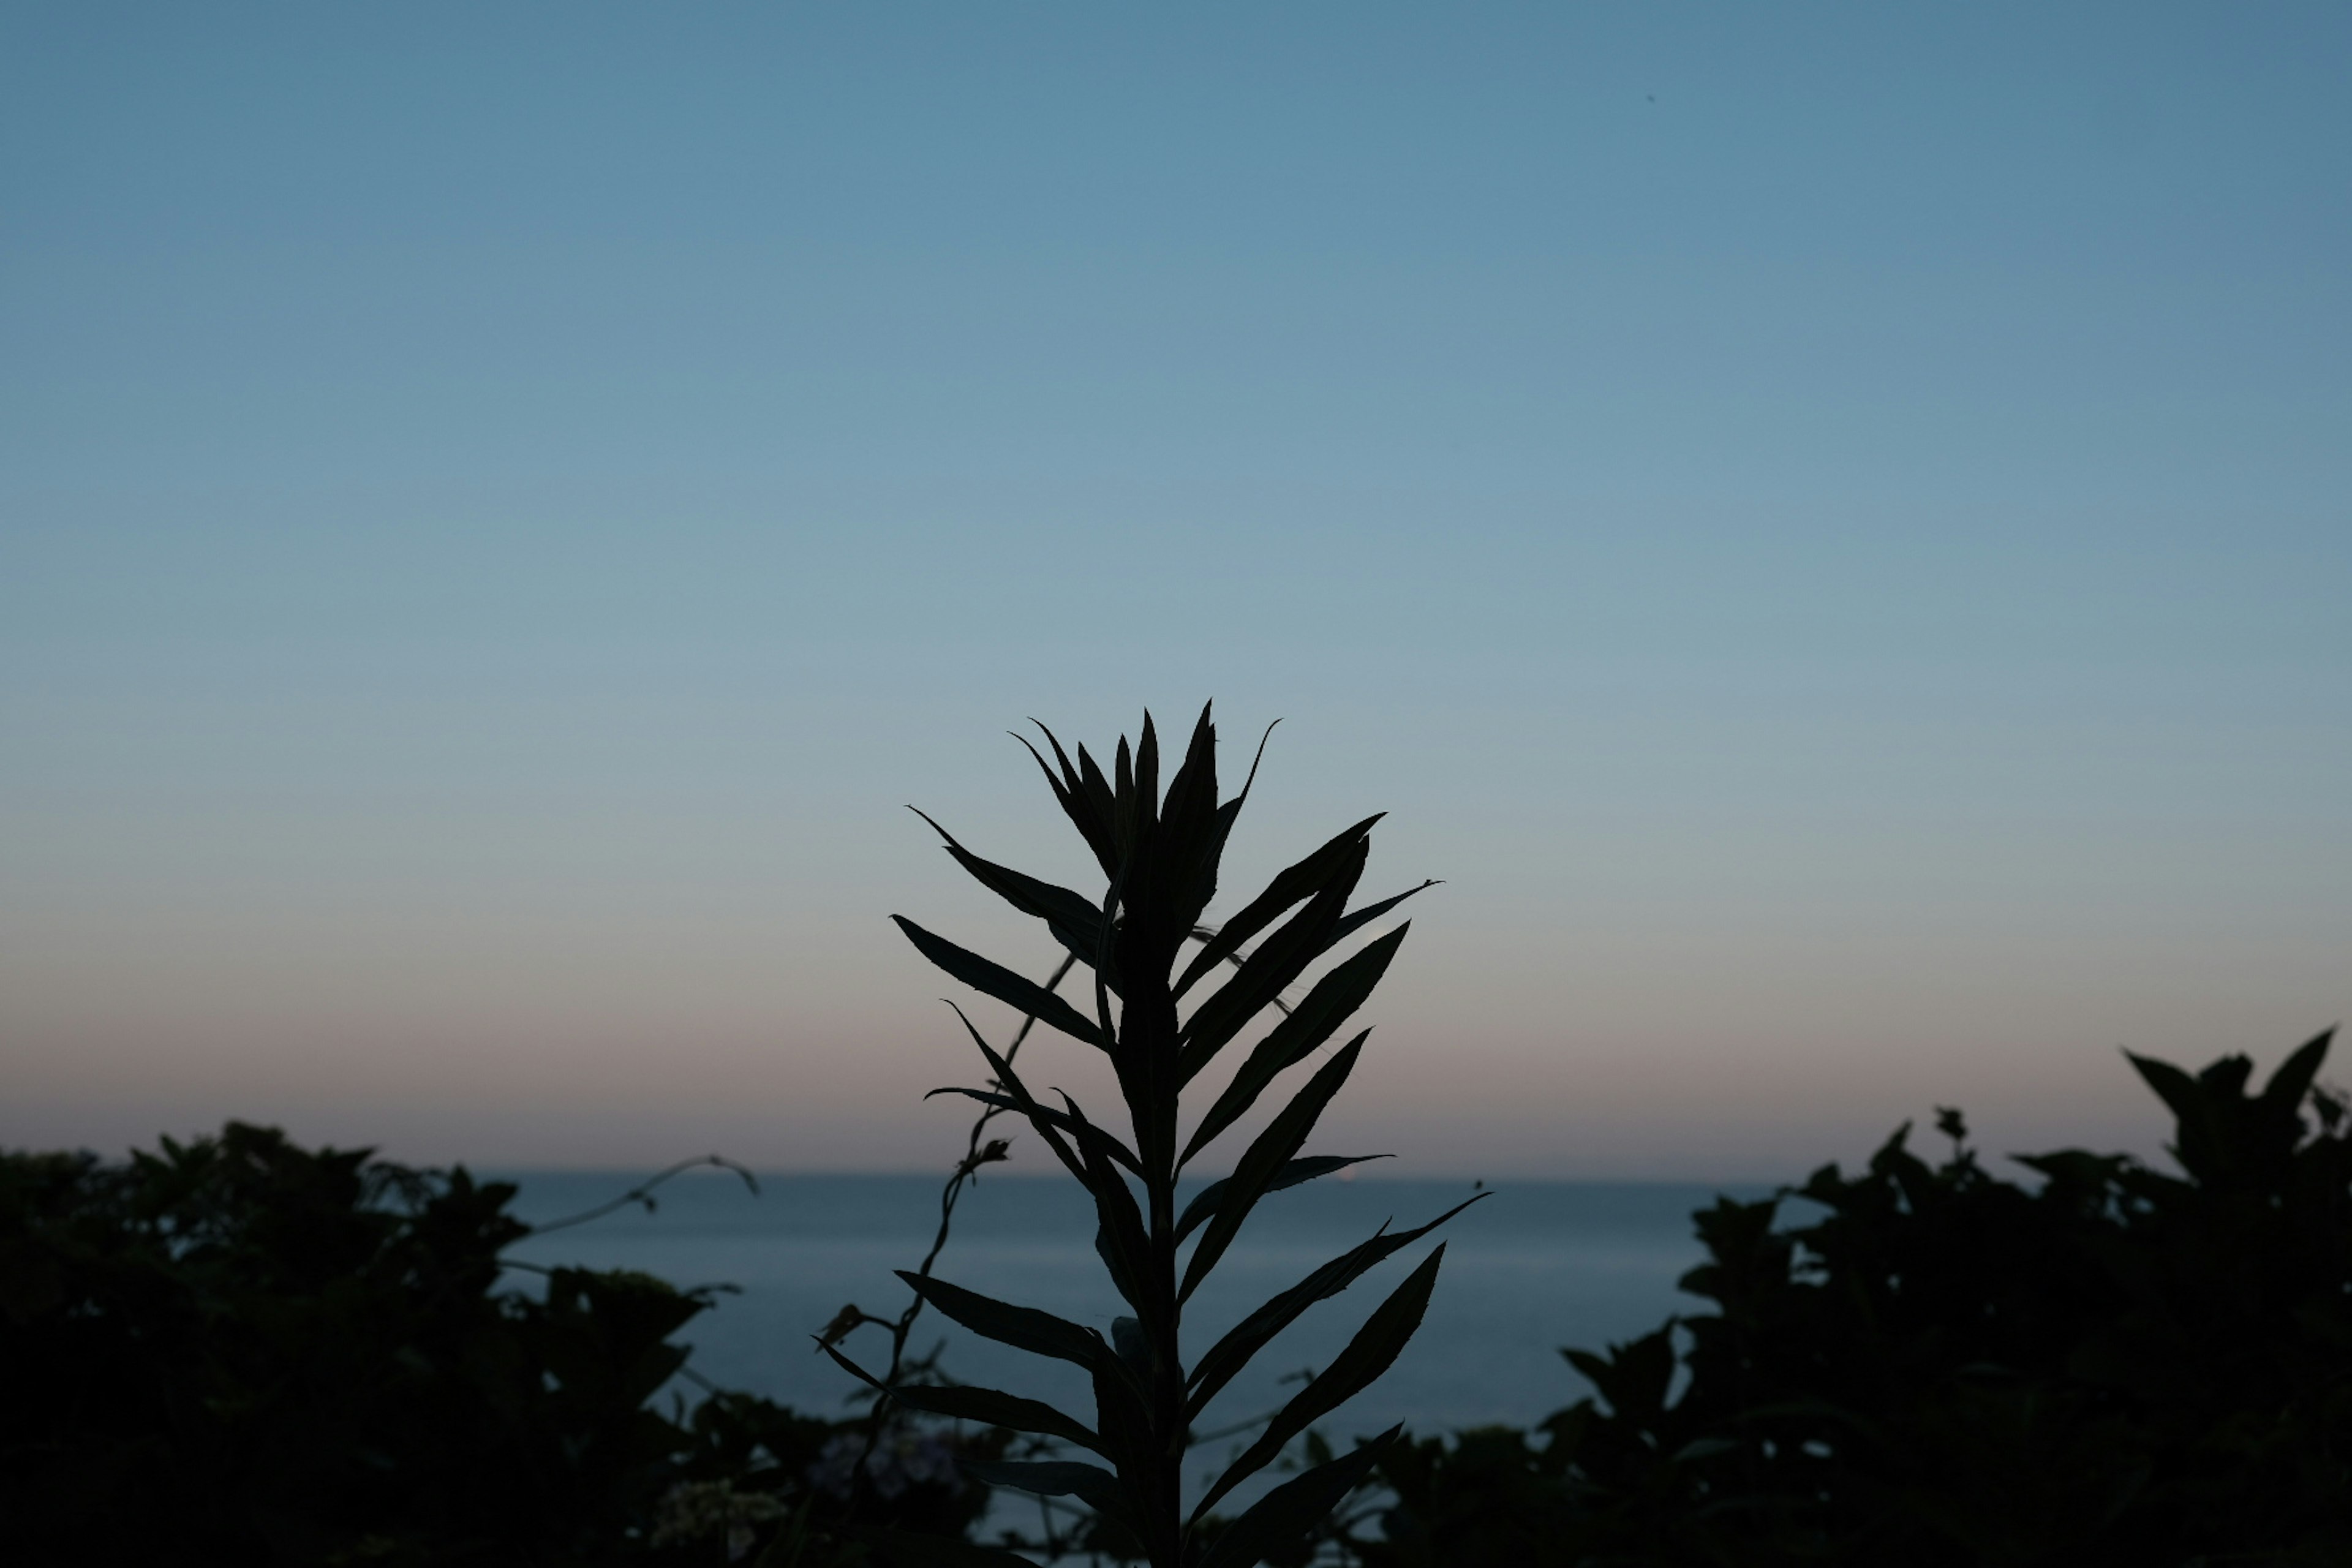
[827,705,1464,1568]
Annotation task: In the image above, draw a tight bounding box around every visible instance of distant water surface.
[499,1174,1761,1440]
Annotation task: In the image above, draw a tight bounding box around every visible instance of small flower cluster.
[649,1479,787,1563]
[806,1423,963,1501]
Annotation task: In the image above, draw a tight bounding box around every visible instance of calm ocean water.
[499,1172,1765,1440]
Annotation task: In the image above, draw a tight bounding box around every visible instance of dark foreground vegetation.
[0,1123,998,1567]
[1333,1030,2352,1568]
[6,1029,2348,1566]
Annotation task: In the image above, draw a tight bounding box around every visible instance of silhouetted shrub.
[0,1122,995,1567]
[1336,1031,2352,1567]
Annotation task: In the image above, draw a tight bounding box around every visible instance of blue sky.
[3,2,2346,1175]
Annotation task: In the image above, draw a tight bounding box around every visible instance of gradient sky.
[4,2,2346,1178]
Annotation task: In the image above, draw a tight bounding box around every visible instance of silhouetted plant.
[1327,1029,2352,1568]
[826,705,1465,1568]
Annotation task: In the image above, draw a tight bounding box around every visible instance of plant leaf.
[1175,1155,1392,1242]
[944,1000,1141,1175]
[1133,714,1160,826]
[1178,839,1366,1069]
[910,806,1104,959]
[2126,1050,2205,1127]
[1184,718,1276,935]
[1329,880,1440,946]
[1155,703,1226,932]
[1063,1093,1152,1316]
[896,1269,1152,1419]
[893,1272,1104,1370]
[1193,1246,1447,1519]
[1114,733,1137,867]
[1188,1196,1484,1416]
[923,1088,1137,1179]
[1014,723,1118,879]
[1182,924,1408,1154]
[1072,741,1118,861]
[965,1460,1150,1554]
[1193,1428,1400,1568]
[1175,815,1384,999]
[1185,921,1401,1104]
[1051,1087,1149,1191]
[1180,1038,1366,1303]
[894,916,1109,1050]
[821,1344,1103,1455]
[2261,1027,2335,1115]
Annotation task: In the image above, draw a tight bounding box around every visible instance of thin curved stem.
[526,1153,761,1237]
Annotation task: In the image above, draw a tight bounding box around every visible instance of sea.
[497,1171,1770,1441]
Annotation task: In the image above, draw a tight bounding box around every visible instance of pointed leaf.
[943,1003,1139,1174]
[965,1460,1150,1552]
[1134,712,1159,827]
[2261,1028,2335,1115]
[1175,815,1384,998]
[1065,1094,1152,1315]
[1177,1155,1392,1242]
[1183,923,1408,1152]
[1194,1428,1400,1568]
[922,1087,1136,1179]
[925,1087,1080,1174]
[1193,1247,1447,1519]
[1114,734,1137,869]
[1329,879,1440,946]
[1179,840,1366,1069]
[894,916,1108,1049]
[910,807,1104,957]
[822,1344,1102,1454]
[894,1273,1104,1371]
[1151,703,1232,944]
[1016,722,1118,879]
[2127,1050,2204,1126]
[1186,719,1277,923]
[1073,741,1117,850]
[1188,1196,1483,1416]
[894,1268,1150,1422]
[1053,1087,1149,1193]
[1182,1038,1366,1302]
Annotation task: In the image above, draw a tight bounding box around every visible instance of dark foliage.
[0,1122,994,1567]
[1337,1030,2352,1567]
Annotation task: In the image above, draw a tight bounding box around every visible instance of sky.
[2,2,2346,1179]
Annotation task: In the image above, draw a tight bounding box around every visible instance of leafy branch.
[827,705,1468,1568]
